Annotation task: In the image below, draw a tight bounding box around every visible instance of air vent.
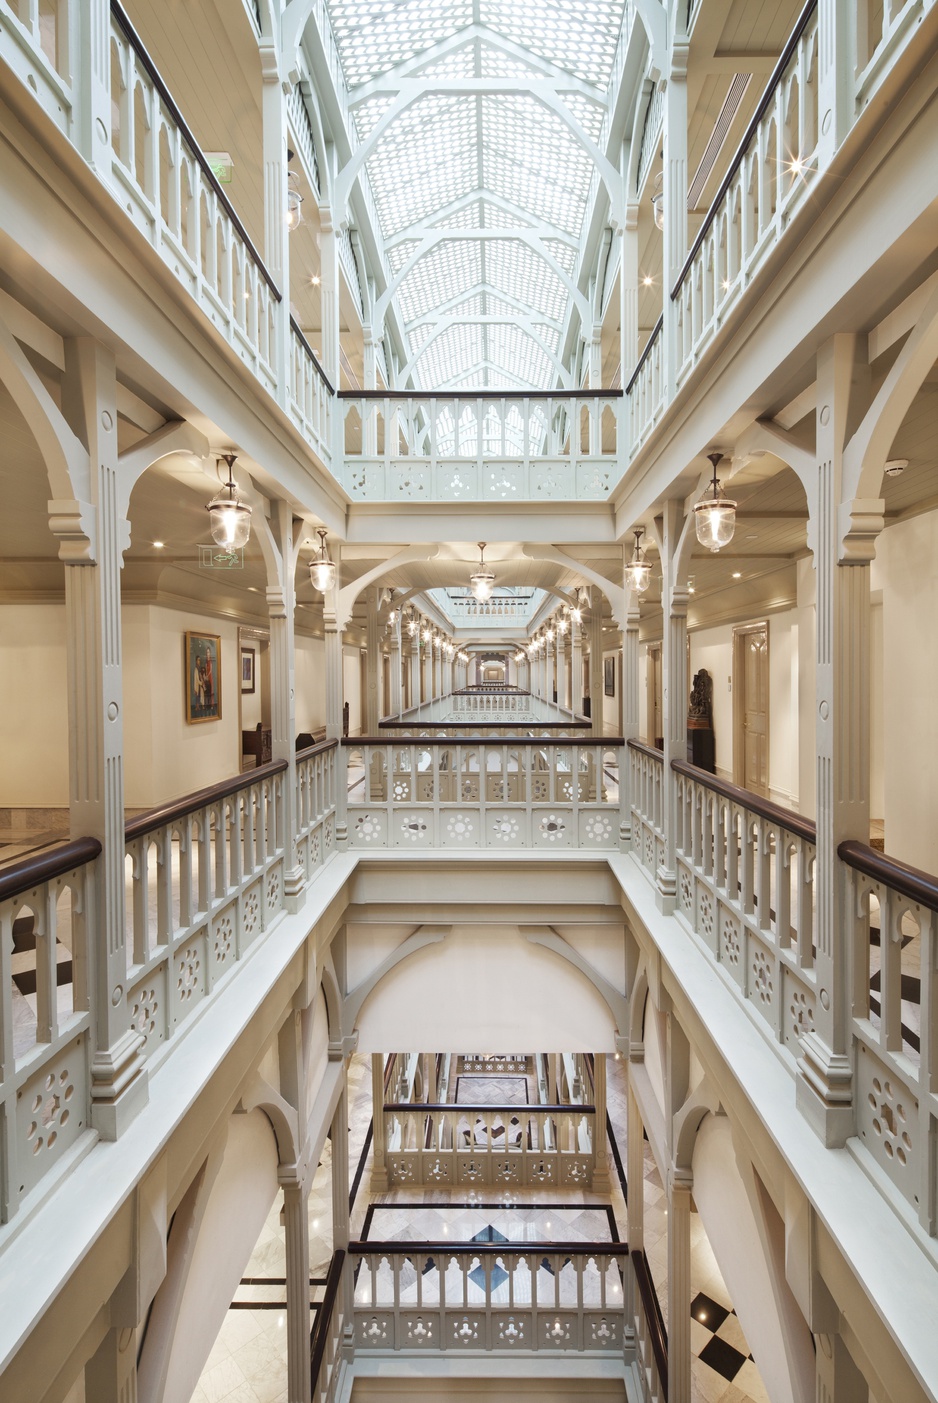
[688,74,751,210]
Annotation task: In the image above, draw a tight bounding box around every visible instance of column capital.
[48,497,97,562]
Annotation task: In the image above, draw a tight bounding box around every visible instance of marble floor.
[189,1050,769,1403]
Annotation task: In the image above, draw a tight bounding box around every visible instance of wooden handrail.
[632,1248,669,1397]
[124,759,289,841]
[296,737,339,761]
[345,735,625,746]
[0,837,102,903]
[839,840,938,914]
[627,737,664,761]
[309,1249,345,1395]
[338,389,623,401]
[290,314,336,395]
[624,314,663,394]
[376,721,593,731]
[671,757,815,843]
[350,1239,629,1256]
[383,1102,595,1115]
[670,0,819,299]
[109,0,282,301]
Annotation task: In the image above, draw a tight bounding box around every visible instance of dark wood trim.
[289,315,336,395]
[632,1248,668,1396]
[346,736,626,747]
[295,738,339,761]
[383,1102,595,1115]
[0,837,102,903]
[309,1249,345,1393]
[349,1239,629,1255]
[671,757,815,842]
[627,738,664,762]
[377,721,593,732]
[838,840,938,914]
[124,760,289,841]
[670,0,819,299]
[109,0,282,301]
[338,389,623,401]
[624,315,663,393]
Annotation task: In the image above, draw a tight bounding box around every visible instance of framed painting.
[240,645,256,694]
[186,632,222,723]
[604,655,616,697]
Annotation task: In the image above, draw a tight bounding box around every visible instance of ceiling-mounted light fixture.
[286,166,304,233]
[469,542,495,602]
[650,171,664,231]
[206,453,252,550]
[694,452,737,553]
[556,614,568,634]
[625,527,652,593]
[407,607,418,637]
[308,528,337,592]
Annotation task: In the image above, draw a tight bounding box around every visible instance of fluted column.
[370,1052,388,1191]
[388,616,402,716]
[410,635,421,710]
[58,338,146,1139]
[667,1171,693,1403]
[663,33,689,397]
[621,592,641,845]
[331,1079,352,1324]
[591,1053,610,1192]
[589,588,604,737]
[261,41,289,395]
[571,627,583,714]
[658,502,688,911]
[282,1179,311,1403]
[556,629,568,711]
[364,587,379,733]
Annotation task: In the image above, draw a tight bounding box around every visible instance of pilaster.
[589,588,604,737]
[370,1052,389,1192]
[657,502,689,912]
[388,615,402,716]
[364,587,379,733]
[59,338,146,1140]
[667,1169,694,1403]
[621,592,641,845]
[591,1053,611,1193]
[260,39,289,395]
[662,38,689,396]
[85,1325,137,1403]
[281,1178,312,1403]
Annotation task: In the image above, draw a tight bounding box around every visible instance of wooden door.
[734,624,769,795]
[646,644,663,748]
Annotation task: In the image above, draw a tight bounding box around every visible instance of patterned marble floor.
[190,1052,771,1403]
[454,1074,531,1104]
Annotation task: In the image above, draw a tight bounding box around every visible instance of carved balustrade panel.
[383,1104,596,1189]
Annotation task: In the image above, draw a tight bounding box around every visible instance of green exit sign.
[205,151,233,184]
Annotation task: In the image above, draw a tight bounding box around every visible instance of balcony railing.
[382,1101,597,1189]
[351,1241,630,1355]
[345,739,624,851]
[338,392,622,502]
[627,742,938,1235]
[0,741,337,1224]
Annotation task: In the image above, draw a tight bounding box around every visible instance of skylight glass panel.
[488,324,554,386]
[397,240,481,322]
[478,0,625,85]
[544,239,578,275]
[366,95,476,235]
[327,0,473,86]
[484,239,567,321]
[419,322,485,388]
[482,96,592,238]
[478,200,531,231]
[387,239,421,275]
[433,200,484,230]
[351,93,397,141]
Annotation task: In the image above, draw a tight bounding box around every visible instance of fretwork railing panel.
[628,740,665,879]
[841,841,937,1233]
[123,762,289,1062]
[384,1103,595,1188]
[0,840,99,1222]
[346,740,624,851]
[296,740,338,878]
[352,1243,628,1355]
[288,321,333,466]
[340,394,621,502]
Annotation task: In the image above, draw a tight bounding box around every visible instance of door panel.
[735,625,769,796]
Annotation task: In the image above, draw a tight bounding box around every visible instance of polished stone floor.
[189,1051,769,1403]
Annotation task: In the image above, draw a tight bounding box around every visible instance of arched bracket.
[337,925,450,1047]
[526,926,628,1050]
[672,1078,721,1174]
[239,1072,301,1172]
[335,543,440,631]
[522,544,628,629]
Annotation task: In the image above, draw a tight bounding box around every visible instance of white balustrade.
[855,0,927,104]
[840,840,937,1233]
[628,740,665,878]
[384,1102,596,1189]
[296,739,339,876]
[346,740,624,851]
[671,6,820,387]
[288,319,333,466]
[626,318,664,451]
[631,1250,668,1403]
[0,839,98,1222]
[340,394,622,502]
[352,1243,629,1355]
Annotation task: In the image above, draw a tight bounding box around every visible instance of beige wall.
[0,604,69,807]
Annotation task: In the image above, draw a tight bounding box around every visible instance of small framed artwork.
[241,645,256,694]
[185,632,222,723]
[604,655,616,697]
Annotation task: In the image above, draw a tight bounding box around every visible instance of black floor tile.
[690,1291,729,1332]
[699,1334,747,1381]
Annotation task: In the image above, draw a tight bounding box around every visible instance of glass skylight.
[323,0,630,388]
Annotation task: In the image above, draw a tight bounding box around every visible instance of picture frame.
[604,655,616,697]
[240,645,256,694]
[185,632,222,723]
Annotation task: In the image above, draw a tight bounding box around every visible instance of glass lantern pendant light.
[206,454,252,551]
[469,541,495,602]
[625,527,652,593]
[694,453,737,553]
[650,171,664,231]
[286,168,304,233]
[309,528,337,592]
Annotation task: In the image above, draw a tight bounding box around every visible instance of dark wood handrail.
[125,759,289,841]
[296,737,339,761]
[309,1249,345,1394]
[0,837,102,903]
[671,757,816,843]
[670,0,819,299]
[627,737,664,761]
[383,1102,595,1115]
[839,840,938,914]
[290,314,336,396]
[109,0,282,302]
[376,721,593,731]
[632,1248,668,1396]
[346,735,625,746]
[338,389,624,401]
[624,314,663,394]
[350,1239,629,1256]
